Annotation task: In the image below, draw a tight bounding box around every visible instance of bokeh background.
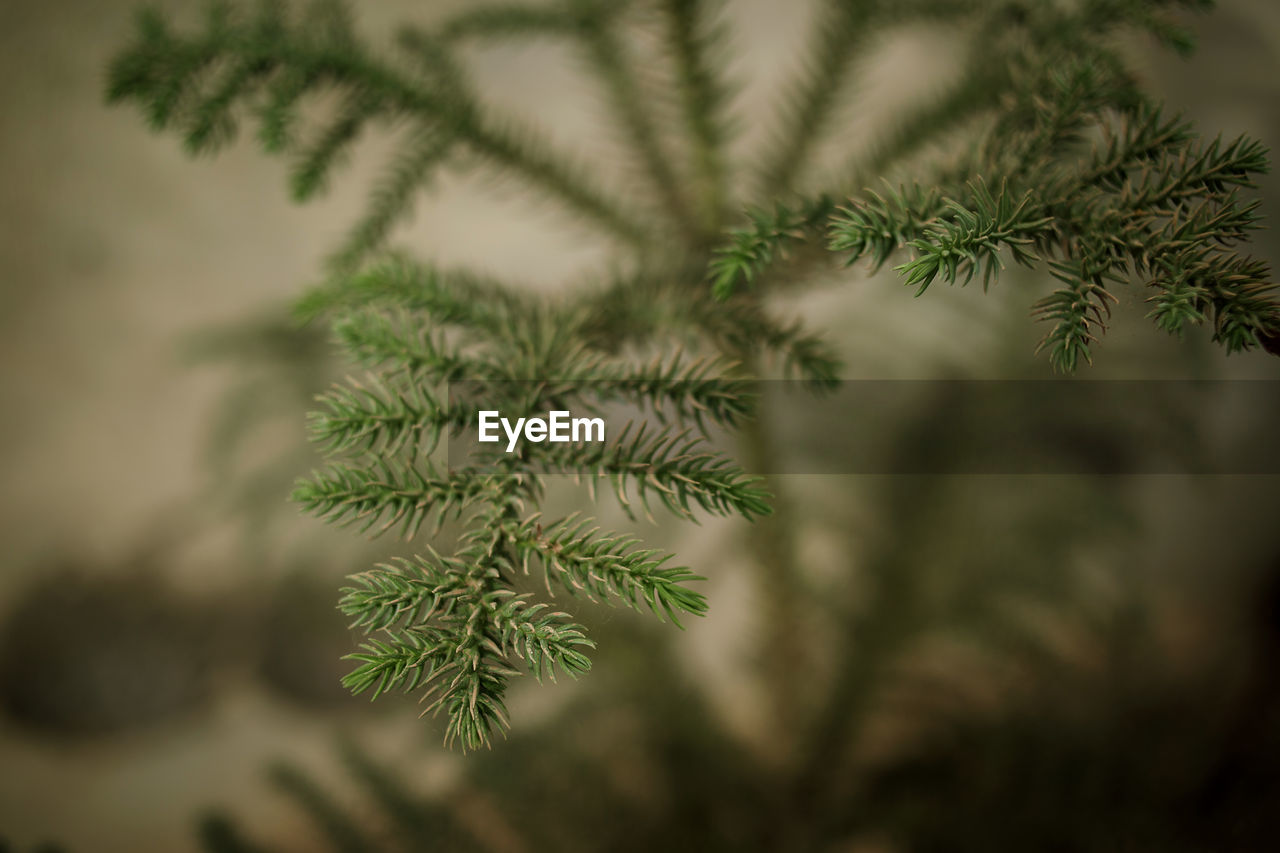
[2,1,1280,850]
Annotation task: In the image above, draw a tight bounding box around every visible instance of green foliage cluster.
[287,275,770,748]
[712,1,1280,371]
[107,0,1280,748]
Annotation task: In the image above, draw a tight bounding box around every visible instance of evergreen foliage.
[107,0,1280,748]
[712,2,1279,371]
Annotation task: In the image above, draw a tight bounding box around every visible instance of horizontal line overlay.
[446,380,1280,475]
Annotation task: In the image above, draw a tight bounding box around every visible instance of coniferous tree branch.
[339,556,457,633]
[581,270,842,387]
[291,460,495,539]
[434,4,580,44]
[753,0,1001,198]
[709,196,837,299]
[506,512,709,625]
[568,0,701,236]
[108,2,653,247]
[833,51,1007,194]
[307,374,469,459]
[327,127,455,272]
[336,492,603,748]
[341,627,458,701]
[532,420,772,522]
[713,26,1280,371]
[659,0,735,231]
[552,351,756,434]
[294,255,529,332]
[487,592,595,683]
[331,309,492,382]
[755,0,877,198]
[895,178,1052,295]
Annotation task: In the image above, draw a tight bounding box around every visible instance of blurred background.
[2,1,1280,850]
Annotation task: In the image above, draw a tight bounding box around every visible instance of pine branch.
[710,196,836,299]
[307,375,461,458]
[582,271,842,386]
[290,90,374,201]
[487,591,595,683]
[339,556,457,632]
[570,0,699,235]
[755,0,877,197]
[342,625,460,701]
[344,554,587,744]
[291,460,493,538]
[814,82,1279,369]
[309,351,756,747]
[659,0,735,230]
[295,255,527,332]
[106,0,1280,755]
[327,127,454,272]
[107,1,652,246]
[435,5,577,43]
[508,512,709,626]
[434,653,513,751]
[896,179,1051,295]
[827,182,948,273]
[337,505,594,749]
[331,309,488,382]
[285,245,780,748]
[717,2,1173,293]
[556,351,756,434]
[1030,257,1121,372]
[532,420,772,521]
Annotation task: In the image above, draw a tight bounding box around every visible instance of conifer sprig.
[287,282,764,746]
[660,0,735,230]
[433,4,581,45]
[581,271,842,387]
[570,0,698,233]
[715,54,1280,370]
[339,556,453,633]
[560,352,756,434]
[535,421,773,522]
[507,512,709,626]
[754,0,876,196]
[291,460,495,539]
[896,180,1052,296]
[107,1,652,247]
[327,128,454,272]
[710,196,836,300]
[307,375,464,458]
[331,310,487,382]
[293,256,527,332]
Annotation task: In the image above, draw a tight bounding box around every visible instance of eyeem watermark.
[453,380,1280,474]
[477,410,606,453]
